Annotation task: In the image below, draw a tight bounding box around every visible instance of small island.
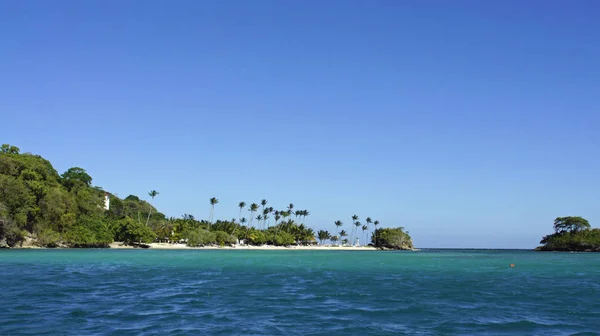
[0,144,414,250]
[536,216,600,252]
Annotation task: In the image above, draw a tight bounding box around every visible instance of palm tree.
[260,199,268,211]
[145,190,159,226]
[340,230,348,246]
[294,209,301,223]
[373,220,380,245]
[302,210,310,224]
[248,203,259,228]
[209,197,219,225]
[354,221,361,246]
[262,208,270,229]
[362,225,368,246]
[237,217,247,241]
[334,220,343,238]
[238,202,246,222]
[256,215,263,228]
[287,203,294,220]
[351,215,359,245]
[281,210,290,223]
[317,230,331,245]
[267,207,274,227]
[274,211,281,225]
[365,217,373,245]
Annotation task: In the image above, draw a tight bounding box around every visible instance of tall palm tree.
[351,214,359,246]
[294,209,301,223]
[334,220,343,238]
[317,230,331,245]
[354,221,361,246]
[236,217,247,241]
[373,220,380,246]
[274,211,281,225]
[365,217,373,245]
[238,202,246,223]
[362,224,368,246]
[248,203,259,228]
[287,203,294,221]
[302,210,310,224]
[340,230,348,246]
[262,208,270,229]
[267,207,274,228]
[273,211,282,237]
[281,210,290,223]
[209,197,219,225]
[256,215,263,227]
[260,199,268,212]
[145,190,159,226]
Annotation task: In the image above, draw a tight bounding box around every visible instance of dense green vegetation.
[371,227,414,250]
[536,216,600,252]
[1,144,413,249]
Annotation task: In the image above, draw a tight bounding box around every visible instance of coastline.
[5,242,419,251]
[110,242,383,251]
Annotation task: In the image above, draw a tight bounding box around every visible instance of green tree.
[340,230,348,245]
[209,197,219,225]
[146,190,159,226]
[362,224,368,245]
[1,144,20,154]
[36,228,61,247]
[238,201,246,222]
[553,216,591,233]
[372,227,413,250]
[537,216,598,251]
[238,217,247,240]
[365,217,373,242]
[373,220,380,245]
[248,203,259,228]
[61,167,92,190]
[334,220,343,238]
[353,221,361,246]
[187,229,216,247]
[351,214,359,246]
[317,230,331,245]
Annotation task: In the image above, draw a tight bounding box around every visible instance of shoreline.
[5,242,418,251]
[110,242,384,250]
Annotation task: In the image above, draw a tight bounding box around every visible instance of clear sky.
[1,1,599,248]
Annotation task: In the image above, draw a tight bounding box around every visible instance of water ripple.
[1,249,599,335]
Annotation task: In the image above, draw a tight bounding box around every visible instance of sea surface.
[1,249,599,335]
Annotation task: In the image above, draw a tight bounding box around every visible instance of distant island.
[0,144,414,250]
[536,216,599,252]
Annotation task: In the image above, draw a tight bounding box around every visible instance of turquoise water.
[1,249,599,335]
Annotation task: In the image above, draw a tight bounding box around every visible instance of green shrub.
[271,231,295,246]
[214,231,236,245]
[186,229,216,247]
[36,228,61,247]
[64,217,112,247]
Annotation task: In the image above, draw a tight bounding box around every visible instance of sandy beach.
[109,242,379,250]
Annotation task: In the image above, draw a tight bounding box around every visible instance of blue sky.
[1,1,599,248]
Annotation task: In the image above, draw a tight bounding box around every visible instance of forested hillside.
[1,144,410,249]
[0,144,158,247]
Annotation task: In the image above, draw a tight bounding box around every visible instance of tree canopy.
[538,216,598,252]
[553,216,591,233]
[371,227,414,250]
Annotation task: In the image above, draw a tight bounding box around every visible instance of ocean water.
[0,249,599,335]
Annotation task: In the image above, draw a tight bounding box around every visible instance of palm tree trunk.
[145,209,153,227]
